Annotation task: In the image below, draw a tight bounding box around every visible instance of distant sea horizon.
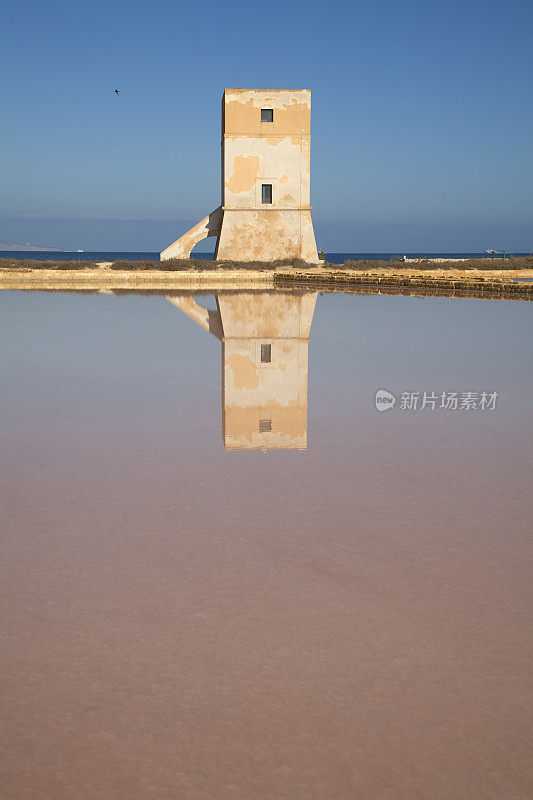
[1,251,530,263]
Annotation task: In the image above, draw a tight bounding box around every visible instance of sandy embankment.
[0,267,277,291]
[0,264,532,294]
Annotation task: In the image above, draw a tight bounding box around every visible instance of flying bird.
[115,89,119,95]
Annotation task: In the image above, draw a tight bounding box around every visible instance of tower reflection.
[168,292,317,450]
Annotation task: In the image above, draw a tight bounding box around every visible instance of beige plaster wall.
[216,210,303,262]
[160,89,320,263]
[218,292,317,449]
[166,291,317,450]
[222,89,311,138]
[217,89,318,262]
[223,138,304,209]
[217,292,316,338]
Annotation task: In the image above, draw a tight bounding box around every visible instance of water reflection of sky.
[1,289,532,800]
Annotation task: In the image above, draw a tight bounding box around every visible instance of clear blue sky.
[1,0,532,252]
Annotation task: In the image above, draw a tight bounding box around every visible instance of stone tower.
[167,292,317,449]
[161,89,320,263]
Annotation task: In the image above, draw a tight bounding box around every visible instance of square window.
[261,343,271,363]
[259,419,272,433]
[262,184,272,204]
[261,108,273,123]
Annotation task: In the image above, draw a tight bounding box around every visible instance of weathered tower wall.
[215,89,319,263]
[218,292,317,449]
[161,89,320,264]
[166,291,317,450]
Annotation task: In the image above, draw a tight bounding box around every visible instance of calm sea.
[1,250,530,262]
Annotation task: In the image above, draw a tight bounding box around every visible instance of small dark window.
[262,184,272,204]
[259,419,272,433]
[261,108,273,123]
[261,344,271,363]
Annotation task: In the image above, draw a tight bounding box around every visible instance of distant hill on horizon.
[0,242,60,252]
